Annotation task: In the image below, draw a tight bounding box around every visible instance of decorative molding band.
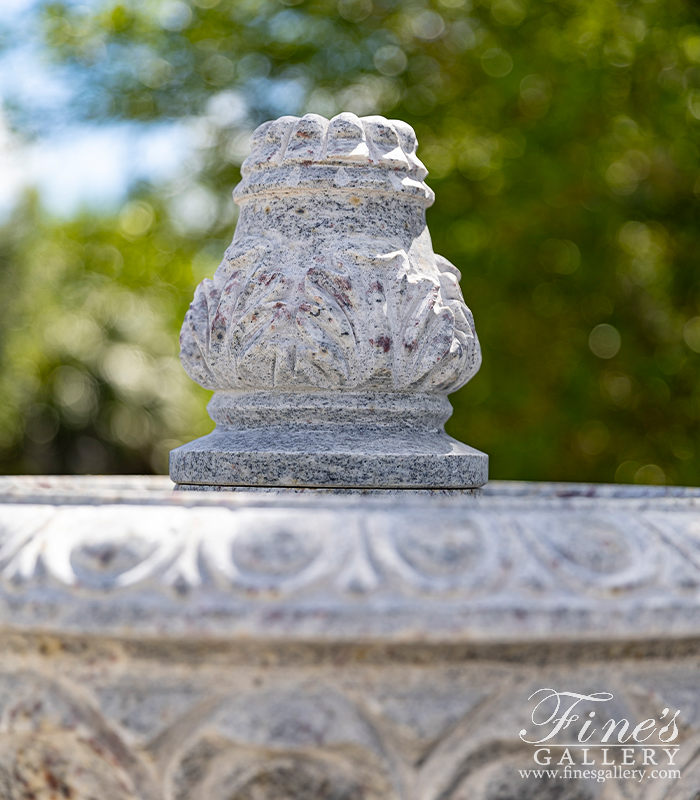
[0,477,699,643]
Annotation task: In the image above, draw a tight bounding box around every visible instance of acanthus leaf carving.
[181,237,479,394]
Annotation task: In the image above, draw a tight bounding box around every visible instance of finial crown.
[235,113,433,205]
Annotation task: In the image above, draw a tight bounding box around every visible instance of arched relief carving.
[0,671,158,800]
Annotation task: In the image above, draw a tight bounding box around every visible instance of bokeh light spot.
[481,48,513,77]
[634,464,666,485]
[589,324,621,359]
[373,45,407,76]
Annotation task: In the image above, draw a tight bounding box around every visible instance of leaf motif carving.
[231,264,356,390]
[180,237,480,392]
[340,246,480,392]
[180,236,276,389]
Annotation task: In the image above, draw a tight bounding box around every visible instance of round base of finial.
[169,391,488,490]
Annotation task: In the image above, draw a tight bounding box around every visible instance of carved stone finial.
[170,112,488,490]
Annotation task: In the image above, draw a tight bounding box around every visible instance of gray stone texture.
[171,113,486,489]
[2,476,700,642]
[0,476,697,798]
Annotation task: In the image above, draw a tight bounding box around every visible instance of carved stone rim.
[1,478,700,643]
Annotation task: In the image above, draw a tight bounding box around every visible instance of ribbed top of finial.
[234,112,434,205]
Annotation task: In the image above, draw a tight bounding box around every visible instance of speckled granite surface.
[171,113,486,489]
[0,475,697,798]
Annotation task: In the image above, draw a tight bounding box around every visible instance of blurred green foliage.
[0,195,213,473]
[1,0,700,482]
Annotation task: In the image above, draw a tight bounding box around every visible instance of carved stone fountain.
[170,113,487,490]
[0,115,696,799]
